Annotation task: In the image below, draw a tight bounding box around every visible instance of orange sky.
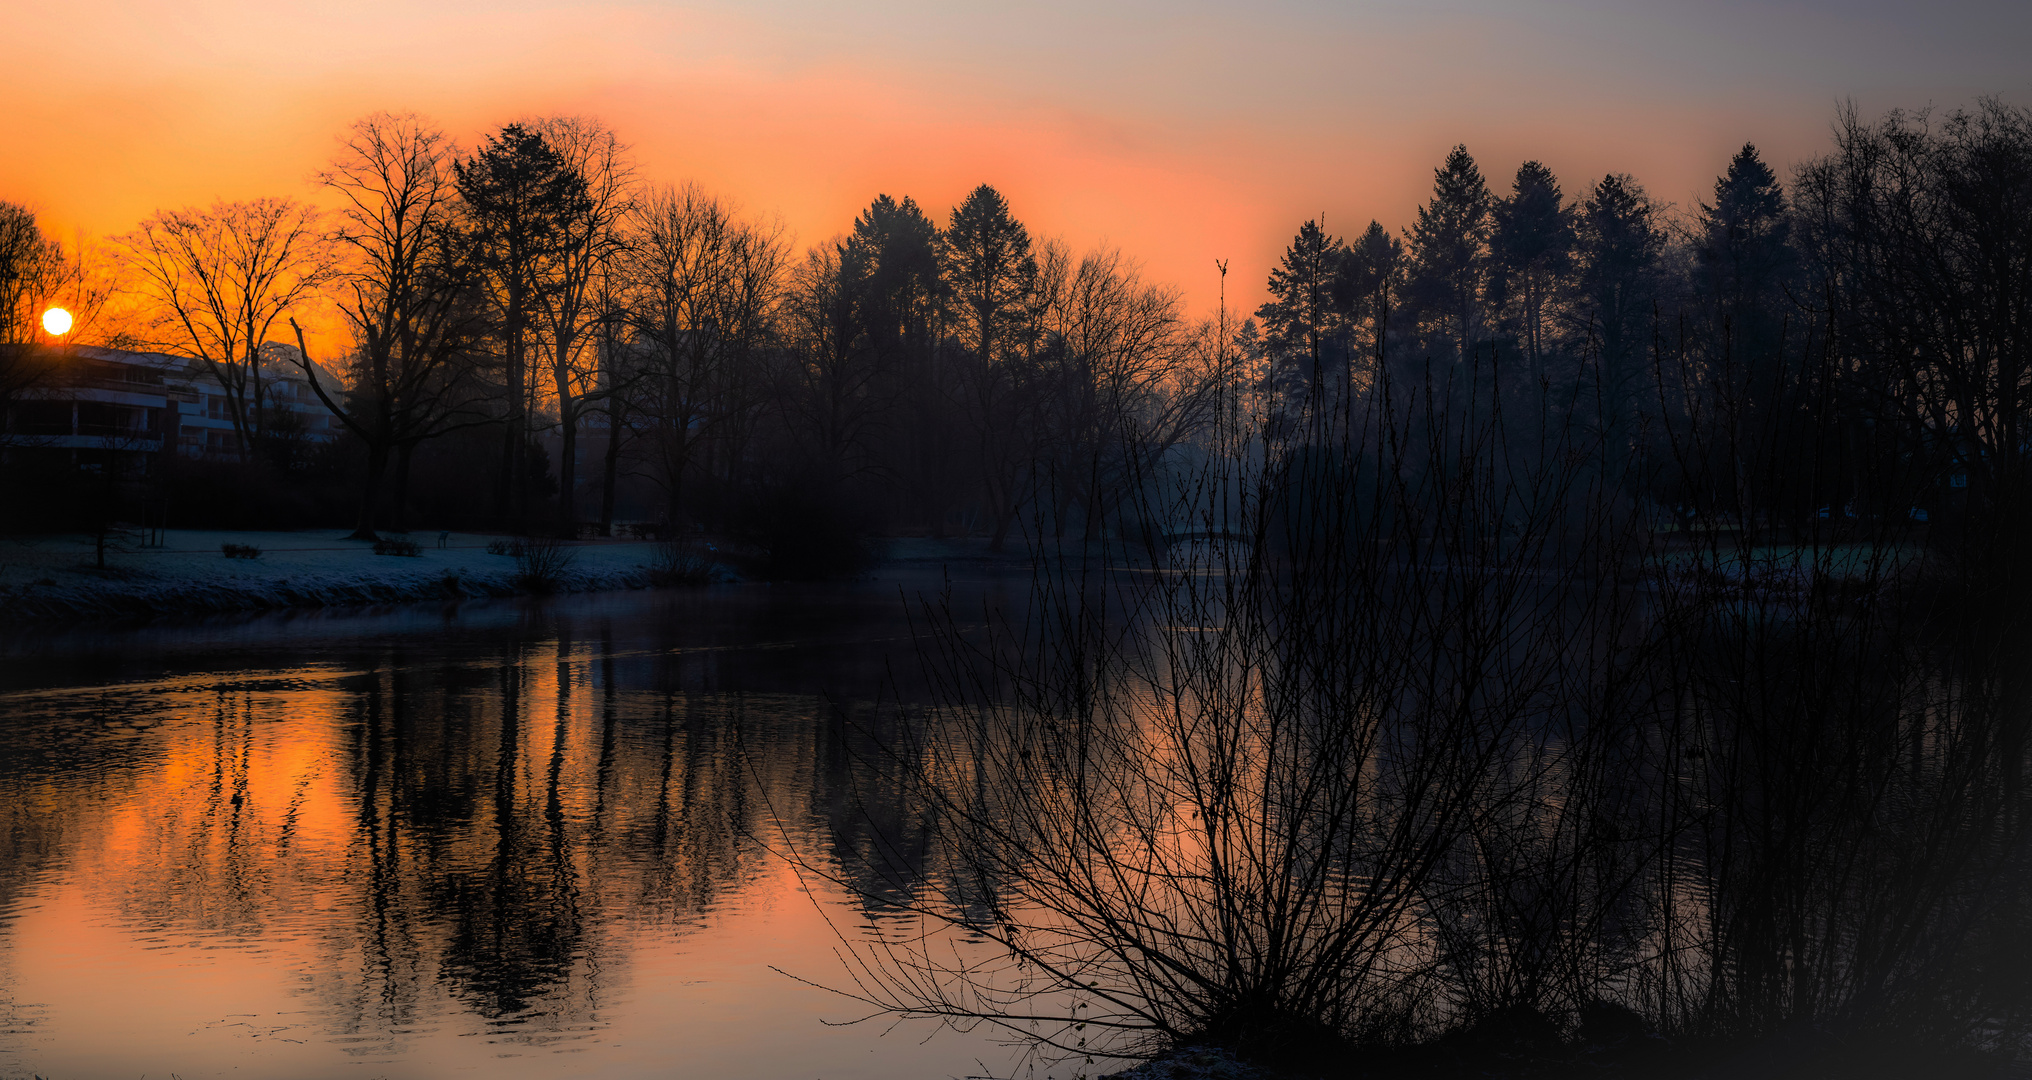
[6,0,2028,317]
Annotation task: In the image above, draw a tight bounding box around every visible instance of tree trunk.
[558,403,578,539]
[600,397,623,537]
[498,289,526,532]
[394,442,415,533]
[351,441,391,541]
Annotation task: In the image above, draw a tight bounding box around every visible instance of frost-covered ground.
[0,529,676,623]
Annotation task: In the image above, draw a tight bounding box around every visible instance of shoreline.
[0,529,1032,627]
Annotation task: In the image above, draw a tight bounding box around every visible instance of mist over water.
[0,575,1030,1080]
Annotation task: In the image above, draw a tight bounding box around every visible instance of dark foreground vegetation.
[795,99,2032,1080]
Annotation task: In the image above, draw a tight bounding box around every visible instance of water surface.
[0,571,1035,1080]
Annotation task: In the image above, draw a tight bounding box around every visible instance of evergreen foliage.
[1406,144,1493,363]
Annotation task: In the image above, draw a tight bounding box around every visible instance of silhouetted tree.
[1795,98,2032,549]
[941,184,1040,547]
[1257,219,1345,420]
[456,123,589,529]
[1031,243,1209,539]
[622,183,784,527]
[1491,161,1572,390]
[1685,143,1800,521]
[1406,145,1493,366]
[845,195,951,527]
[294,112,492,539]
[0,203,68,409]
[118,198,332,461]
[1571,173,1662,477]
[531,116,634,538]
[943,185,1037,368]
[1334,221,1402,393]
[1698,145,1794,359]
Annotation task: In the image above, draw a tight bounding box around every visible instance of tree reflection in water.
[0,584,1026,1080]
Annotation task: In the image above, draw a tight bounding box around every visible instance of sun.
[42,307,73,336]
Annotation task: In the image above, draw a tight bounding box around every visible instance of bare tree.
[118,198,332,461]
[0,203,70,406]
[293,112,491,539]
[1029,243,1212,541]
[621,183,784,526]
[777,239,884,485]
[532,116,635,537]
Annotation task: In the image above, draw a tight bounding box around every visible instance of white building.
[0,344,347,475]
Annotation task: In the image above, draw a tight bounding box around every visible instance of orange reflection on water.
[0,650,1011,1079]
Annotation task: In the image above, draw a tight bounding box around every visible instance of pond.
[0,569,1044,1080]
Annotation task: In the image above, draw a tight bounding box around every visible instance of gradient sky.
[6,0,2029,314]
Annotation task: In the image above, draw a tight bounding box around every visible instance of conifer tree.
[845,194,943,354]
[942,184,1037,365]
[941,185,1039,547]
[1693,144,1798,518]
[1491,161,1572,387]
[455,123,590,529]
[1406,145,1493,365]
[1257,219,1346,413]
[845,194,951,528]
[1573,173,1661,468]
[1336,220,1403,388]
[1698,145,1795,358]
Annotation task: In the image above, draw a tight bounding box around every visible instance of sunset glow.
[4,0,2026,313]
[40,307,72,336]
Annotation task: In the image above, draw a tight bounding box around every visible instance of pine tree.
[845,194,943,354]
[1693,143,1799,524]
[1698,144,1795,358]
[1336,220,1403,387]
[1257,219,1346,409]
[940,185,1038,548]
[942,185,1037,365]
[845,194,949,529]
[1406,145,1493,364]
[1492,161,1572,387]
[1573,173,1661,464]
[455,123,590,529]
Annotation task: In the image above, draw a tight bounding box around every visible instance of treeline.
[1254,97,2032,554]
[3,97,2028,572]
[2,112,1227,571]
[814,99,2032,1075]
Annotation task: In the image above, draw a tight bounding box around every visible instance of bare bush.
[513,534,576,592]
[803,344,2032,1076]
[648,537,714,586]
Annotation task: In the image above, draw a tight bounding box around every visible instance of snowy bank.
[0,529,678,624]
